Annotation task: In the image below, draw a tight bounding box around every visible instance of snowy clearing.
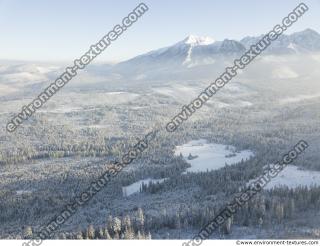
[122,178,166,197]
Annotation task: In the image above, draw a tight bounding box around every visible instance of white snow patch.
[153,85,201,102]
[184,35,215,46]
[0,84,18,96]
[183,46,193,65]
[16,190,33,195]
[272,67,298,79]
[238,101,253,107]
[287,42,298,53]
[279,93,320,104]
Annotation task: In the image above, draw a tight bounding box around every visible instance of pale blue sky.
[0,0,319,62]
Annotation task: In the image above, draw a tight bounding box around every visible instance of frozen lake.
[122,178,166,197]
[174,139,254,173]
[249,165,320,189]
[123,139,253,196]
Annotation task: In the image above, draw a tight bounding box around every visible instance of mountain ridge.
[116,28,320,70]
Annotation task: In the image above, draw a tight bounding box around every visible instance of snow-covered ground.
[174,139,253,173]
[279,93,320,104]
[249,165,320,190]
[153,85,201,103]
[16,190,33,195]
[122,178,166,197]
[0,91,140,114]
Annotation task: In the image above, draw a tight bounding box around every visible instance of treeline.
[21,208,151,240]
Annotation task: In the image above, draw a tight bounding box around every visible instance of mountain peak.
[182,35,215,46]
[298,28,319,35]
[291,28,320,38]
[117,28,320,72]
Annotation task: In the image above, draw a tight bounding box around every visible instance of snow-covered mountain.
[115,29,320,74]
[241,28,320,54]
[116,35,246,72]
